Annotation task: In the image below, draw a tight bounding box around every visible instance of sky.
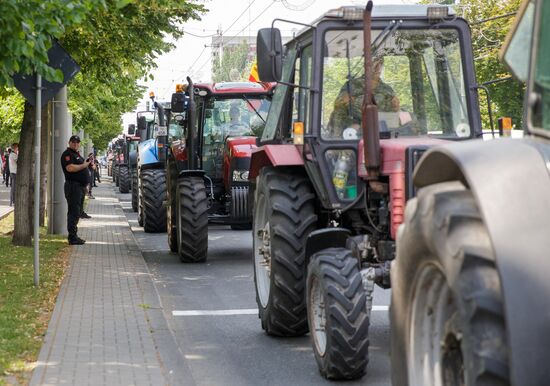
[122,0,413,129]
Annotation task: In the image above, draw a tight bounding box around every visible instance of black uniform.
[61,148,90,241]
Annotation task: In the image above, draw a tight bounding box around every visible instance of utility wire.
[223,0,258,36]
[189,1,277,77]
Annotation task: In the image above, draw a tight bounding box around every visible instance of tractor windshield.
[322,28,470,140]
[202,96,271,178]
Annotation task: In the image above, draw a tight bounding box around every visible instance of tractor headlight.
[232,170,249,182]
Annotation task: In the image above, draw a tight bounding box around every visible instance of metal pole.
[34,74,42,286]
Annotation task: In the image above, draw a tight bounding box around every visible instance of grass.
[0,213,69,385]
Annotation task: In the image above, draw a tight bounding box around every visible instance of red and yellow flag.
[248,60,259,82]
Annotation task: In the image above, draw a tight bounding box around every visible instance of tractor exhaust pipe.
[186,76,197,170]
[362,0,380,179]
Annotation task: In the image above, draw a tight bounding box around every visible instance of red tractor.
[250,3,485,380]
[168,80,274,262]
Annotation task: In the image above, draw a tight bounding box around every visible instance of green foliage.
[0,0,106,86]
[0,90,24,148]
[68,74,145,149]
[61,0,206,147]
[0,0,206,148]
[429,0,524,129]
[212,41,254,83]
[461,0,524,129]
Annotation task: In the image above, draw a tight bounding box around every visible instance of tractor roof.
[194,81,275,96]
[293,4,456,40]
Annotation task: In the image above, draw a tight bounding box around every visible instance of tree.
[3,0,206,246]
[212,41,254,82]
[427,0,523,130]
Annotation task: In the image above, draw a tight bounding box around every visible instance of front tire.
[131,169,138,212]
[253,167,317,337]
[140,169,167,233]
[391,181,509,386]
[177,177,208,263]
[307,248,369,380]
[118,165,130,193]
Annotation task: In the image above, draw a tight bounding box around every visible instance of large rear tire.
[391,181,509,386]
[131,169,138,212]
[253,167,317,337]
[140,169,167,233]
[177,177,208,263]
[118,165,130,193]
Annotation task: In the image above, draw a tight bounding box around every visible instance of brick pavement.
[0,183,13,220]
[30,181,183,386]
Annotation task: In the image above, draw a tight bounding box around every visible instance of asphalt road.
[117,189,392,386]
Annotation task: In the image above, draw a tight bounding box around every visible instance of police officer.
[60,135,91,245]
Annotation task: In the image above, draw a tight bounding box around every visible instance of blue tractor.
[135,99,169,233]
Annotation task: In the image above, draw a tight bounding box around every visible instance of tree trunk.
[39,103,49,226]
[12,101,35,246]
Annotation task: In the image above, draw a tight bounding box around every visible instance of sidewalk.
[30,180,188,386]
[0,183,13,220]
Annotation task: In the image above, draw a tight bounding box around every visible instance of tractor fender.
[249,145,304,180]
[304,228,351,267]
[413,138,550,386]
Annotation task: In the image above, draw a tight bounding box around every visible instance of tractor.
[168,80,274,262]
[391,0,550,385]
[115,125,140,194]
[111,135,125,187]
[135,99,169,233]
[250,3,485,380]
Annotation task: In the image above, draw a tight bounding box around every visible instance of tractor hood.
[358,137,449,177]
[226,136,257,158]
[138,138,160,166]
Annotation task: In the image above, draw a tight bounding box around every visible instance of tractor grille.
[405,146,429,200]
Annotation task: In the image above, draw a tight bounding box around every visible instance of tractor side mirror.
[257,28,282,82]
[137,116,147,131]
[128,124,136,135]
[171,92,187,113]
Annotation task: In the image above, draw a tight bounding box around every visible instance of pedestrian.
[9,143,18,206]
[3,148,11,187]
[60,135,91,245]
[87,153,96,199]
[93,158,101,185]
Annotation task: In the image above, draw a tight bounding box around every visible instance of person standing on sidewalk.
[4,148,11,187]
[87,153,96,199]
[8,144,18,206]
[60,135,90,245]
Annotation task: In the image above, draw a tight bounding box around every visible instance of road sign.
[12,39,80,106]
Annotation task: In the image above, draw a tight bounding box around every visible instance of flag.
[248,60,259,82]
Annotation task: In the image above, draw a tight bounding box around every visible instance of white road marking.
[172,305,389,316]
[173,309,258,316]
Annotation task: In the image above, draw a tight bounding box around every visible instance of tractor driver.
[225,105,251,137]
[327,57,401,139]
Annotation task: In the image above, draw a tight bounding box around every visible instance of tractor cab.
[252,4,482,211]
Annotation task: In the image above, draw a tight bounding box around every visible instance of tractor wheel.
[118,165,130,193]
[230,186,251,230]
[114,165,120,187]
[307,248,369,380]
[177,177,208,263]
[131,169,138,212]
[140,169,167,233]
[391,181,509,386]
[253,167,317,337]
[166,161,178,253]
